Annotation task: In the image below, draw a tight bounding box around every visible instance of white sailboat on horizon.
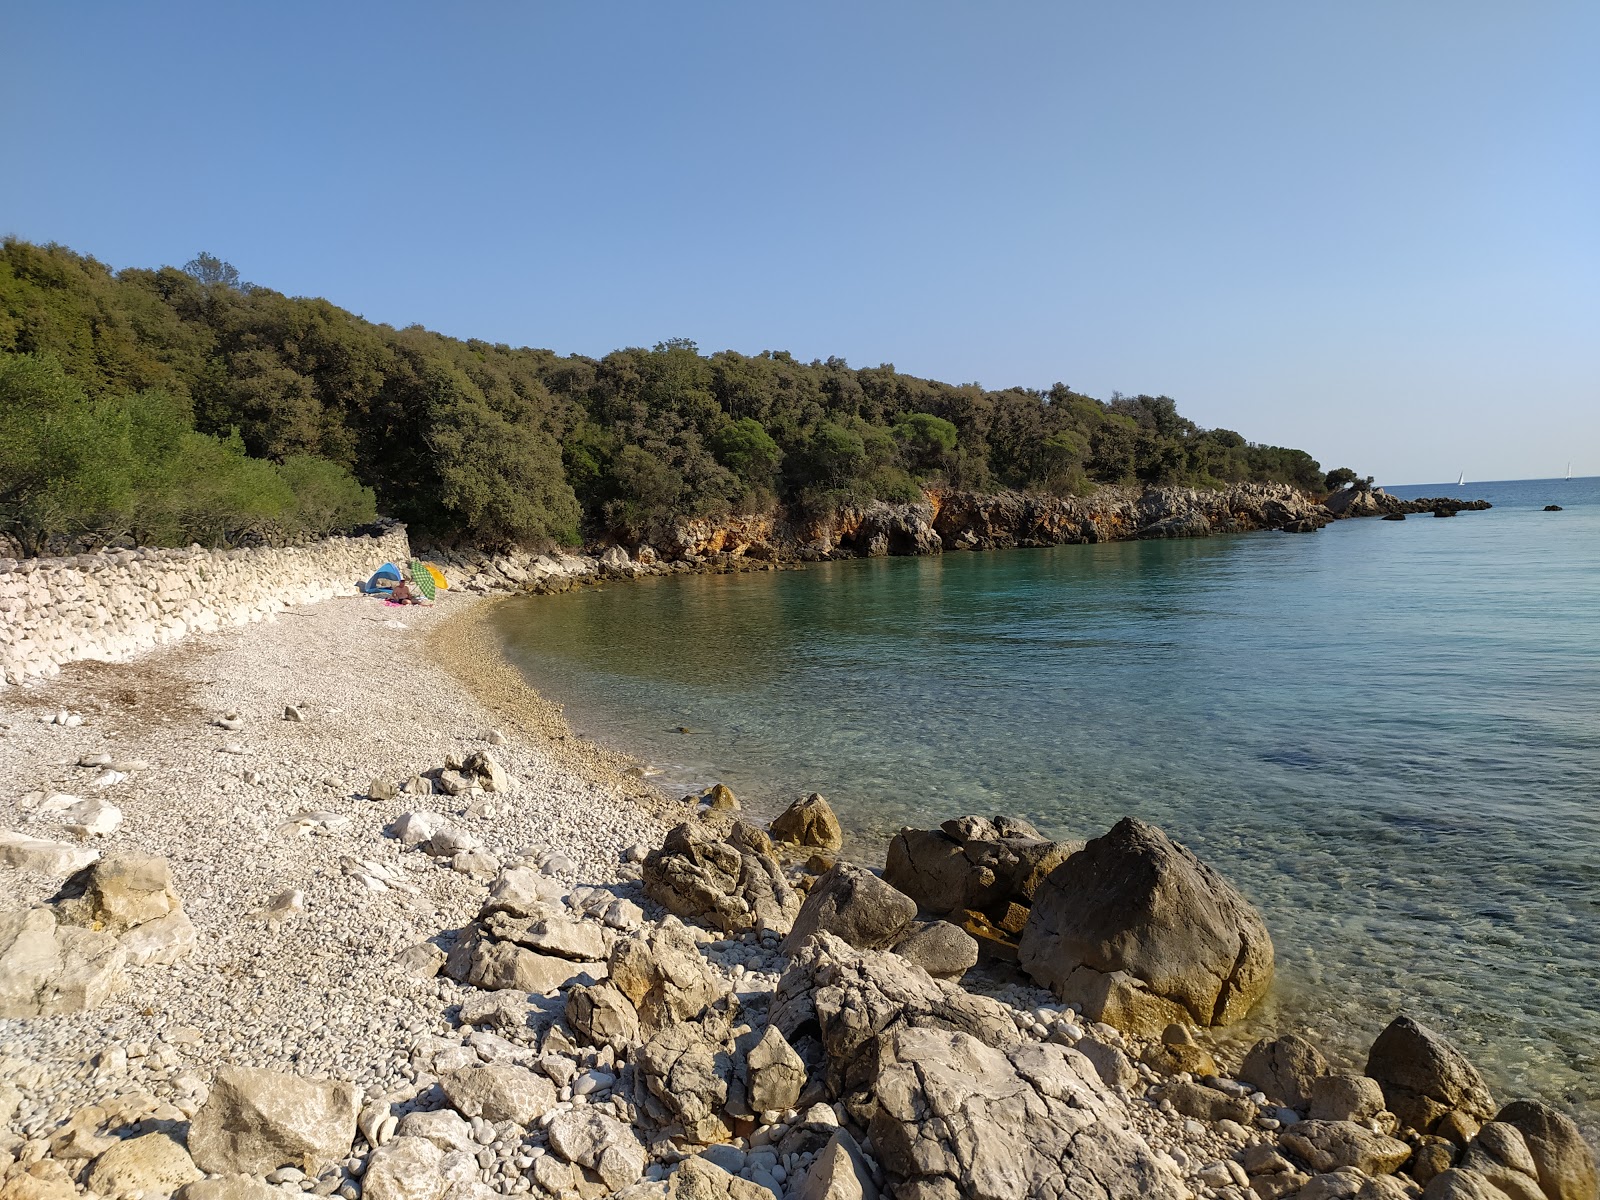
[1457,470,1465,487]
[1566,461,1572,481]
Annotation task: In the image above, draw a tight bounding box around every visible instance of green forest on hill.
[0,240,1330,553]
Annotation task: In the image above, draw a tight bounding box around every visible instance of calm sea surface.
[492,477,1600,1135]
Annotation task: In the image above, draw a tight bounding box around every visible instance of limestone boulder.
[780,863,916,955]
[1494,1099,1597,1200]
[85,1133,202,1198]
[1016,817,1273,1034]
[769,794,844,853]
[447,933,604,995]
[886,815,1079,926]
[0,1168,79,1200]
[0,832,98,877]
[636,1023,734,1144]
[393,1109,476,1155]
[463,749,511,793]
[188,1066,358,1174]
[361,1136,484,1200]
[1365,1015,1496,1134]
[667,1157,774,1200]
[565,980,642,1051]
[771,932,1020,1102]
[643,821,800,936]
[794,1129,878,1200]
[608,920,718,1034]
[481,907,606,961]
[0,907,125,1017]
[58,855,182,931]
[890,919,978,980]
[546,1109,646,1191]
[1282,1120,1412,1176]
[481,866,566,918]
[1242,1033,1330,1111]
[439,1063,557,1126]
[746,1025,806,1115]
[175,1177,282,1200]
[54,855,196,967]
[118,909,197,966]
[867,1026,1183,1199]
[1312,1074,1390,1124]
[1421,1121,1558,1200]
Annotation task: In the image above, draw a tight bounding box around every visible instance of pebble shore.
[1,588,1588,1200]
[0,594,672,1134]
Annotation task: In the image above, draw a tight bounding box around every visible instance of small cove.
[492,477,1600,1138]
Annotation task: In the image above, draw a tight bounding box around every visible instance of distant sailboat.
[1456,470,1465,487]
[1566,462,1572,481]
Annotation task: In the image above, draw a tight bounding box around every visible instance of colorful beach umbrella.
[423,562,449,591]
[409,559,437,601]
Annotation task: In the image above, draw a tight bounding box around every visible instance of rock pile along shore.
[1,580,1585,1200]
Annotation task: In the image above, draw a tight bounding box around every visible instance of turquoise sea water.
[492,477,1600,1135]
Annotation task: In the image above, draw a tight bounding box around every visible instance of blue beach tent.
[359,562,404,595]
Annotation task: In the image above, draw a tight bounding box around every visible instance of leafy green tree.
[606,444,683,532]
[891,412,959,476]
[1324,467,1358,491]
[182,252,242,290]
[710,417,781,488]
[422,365,581,546]
[279,455,377,534]
[796,421,866,490]
[0,353,125,555]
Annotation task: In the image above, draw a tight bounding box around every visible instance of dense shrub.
[0,239,1331,550]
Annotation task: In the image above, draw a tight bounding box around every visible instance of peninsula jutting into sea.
[3,237,1598,1200]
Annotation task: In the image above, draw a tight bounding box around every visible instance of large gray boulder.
[565,980,642,1051]
[608,920,718,1034]
[0,907,125,1017]
[771,932,1021,1104]
[438,1063,557,1126]
[794,1130,878,1200]
[643,821,800,936]
[769,794,844,853]
[546,1109,646,1192]
[867,1026,1184,1199]
[635,1023,735,1144]
[55,855,196,967]
[445,931,604,995]
[780,863,916,956]
[1494,1099,1598,1200]
[1016,817,1273,1034]
[1365,1015,1496,1134]
[1281,1120,1412,1176]
[1241,1032,1331,1111]
[745,1025,806,1115]
[1422,1121,1561,1200]
[480,907,606,961]
[884,815,1078,927]
[890,919,979,980]
[361,1137,487,1200]
[84,1133,203,1197]
[188,1066,358,1174]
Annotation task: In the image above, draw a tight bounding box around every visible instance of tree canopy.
[0,238,1332,552]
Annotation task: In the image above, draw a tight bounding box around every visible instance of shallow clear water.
[493,477,1600,1135]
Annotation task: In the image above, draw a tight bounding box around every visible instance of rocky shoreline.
[418,483,1491,598]
[2,586,1584,1200]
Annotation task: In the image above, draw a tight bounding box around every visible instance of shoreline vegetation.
[2,568,1589,1200]
[8,237,1364,562]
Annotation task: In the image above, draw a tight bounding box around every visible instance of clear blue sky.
[5,2,1596,485]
